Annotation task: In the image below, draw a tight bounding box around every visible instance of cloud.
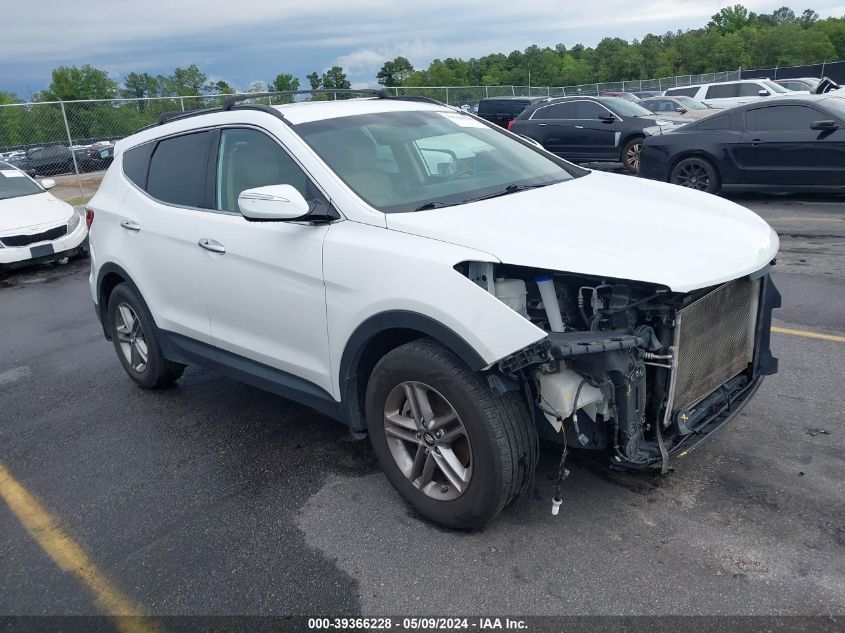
[1,0,843,94]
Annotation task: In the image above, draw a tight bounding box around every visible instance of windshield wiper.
[414,201,453,211]
[413,183,551,212]
[459,182,551,203]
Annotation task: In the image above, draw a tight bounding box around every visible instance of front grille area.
[673,277,761,411]
[0,225,67,247]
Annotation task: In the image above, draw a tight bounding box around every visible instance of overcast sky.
[2,1,844,97]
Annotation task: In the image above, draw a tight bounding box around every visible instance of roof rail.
[222,88,388,110]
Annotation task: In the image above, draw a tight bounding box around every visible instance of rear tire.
[670,156,721,194]
[365,338,536,529]
[107,282,185,389]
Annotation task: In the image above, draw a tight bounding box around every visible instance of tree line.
[1,4,843,148]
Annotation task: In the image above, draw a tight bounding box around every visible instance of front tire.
[621,136,644,174]
[107,283,185,389]
[365,338,536,529]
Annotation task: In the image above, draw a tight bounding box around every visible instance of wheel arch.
[95,262,140,340]
[619,133,646,161]
[339,311,487,433]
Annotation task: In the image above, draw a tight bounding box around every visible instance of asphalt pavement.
[0,189,843,621]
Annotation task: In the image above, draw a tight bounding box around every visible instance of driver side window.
[216,128,322,213]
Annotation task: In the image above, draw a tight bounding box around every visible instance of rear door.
[737,104,844,186]
[115,132,212,342]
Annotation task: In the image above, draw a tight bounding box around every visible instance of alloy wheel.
[114,302,148,373]
[382,381,473,501]
[626,142,642,171]
[673,161,711,191]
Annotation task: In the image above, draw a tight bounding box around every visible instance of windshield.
[603,98,654,118]
[762,80,790,94]
[675,96,708,110]
[295,110,581,213]
[0,167,42,200]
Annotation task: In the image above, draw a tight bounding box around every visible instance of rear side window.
[122,142,153,189]
[534,102,578,119]
[697,113,730,130]
[146,131,211,208]
[665,87,699,98]
[705,83,740,99]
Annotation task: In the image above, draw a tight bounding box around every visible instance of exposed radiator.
[673,277,761,411]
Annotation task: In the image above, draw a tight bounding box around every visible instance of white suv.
[665,79,798,109]
[88,92,781,528]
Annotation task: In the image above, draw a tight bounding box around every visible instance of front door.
[737,104,844,186]
[196,127,334,395]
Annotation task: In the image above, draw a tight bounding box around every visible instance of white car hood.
[0,193,73,234]
[385,171,779,293]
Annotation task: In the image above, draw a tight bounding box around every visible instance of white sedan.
[0,163,88,269]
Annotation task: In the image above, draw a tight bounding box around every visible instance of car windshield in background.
[762,80,790,94]
[603,99,655,118]
[676,96,709,109]
[295,110,580,213]
[0,168,42,200]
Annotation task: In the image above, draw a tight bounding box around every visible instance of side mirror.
[675,107,688,113]
[238,184,310,221]
[758,89,770,97]
[40,178,56,190]
[811,120,838,131]
[598,114,615,123]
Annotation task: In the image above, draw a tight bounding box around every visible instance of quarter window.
[122,142,153,189]
[147,131,211,208]
[215,128,324,213]
[745,105,822,131]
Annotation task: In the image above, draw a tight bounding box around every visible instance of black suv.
[17,145,75,176]
[477,96,546,129]
[510,96,687,173]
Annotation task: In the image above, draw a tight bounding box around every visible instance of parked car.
[638,95,845,194]
[80,145,115,172]
[88,94,780,529]
[664,79,798,108]
[477,96,546,128]
[775,77,821,92]
[0,162,88,269]
[639,96,716,120]
[16,144,75,176]
[632,90,662,99]
[509,95,687,173]
[599,91,640,102]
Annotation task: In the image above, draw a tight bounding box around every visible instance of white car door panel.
[198,126,334,394]
[196,212,333,394]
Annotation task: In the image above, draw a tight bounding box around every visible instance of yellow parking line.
[772,326,845,343]
[0,462,160,633]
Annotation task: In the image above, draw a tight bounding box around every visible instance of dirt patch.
[49,171,104,204]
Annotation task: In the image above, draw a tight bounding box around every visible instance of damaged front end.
[461,261,781,473]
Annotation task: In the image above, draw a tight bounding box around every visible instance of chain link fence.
[1,61,839,204]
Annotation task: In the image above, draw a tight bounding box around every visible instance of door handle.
[120,220,141,232]
[574,125,584,129]
[537,123,547,126]
[750,139,763,146]
[198,238,226,254]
